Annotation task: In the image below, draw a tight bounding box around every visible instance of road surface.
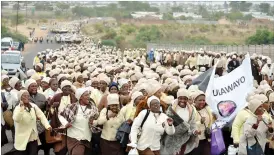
[23,39,62,69]
[2,38,61,155]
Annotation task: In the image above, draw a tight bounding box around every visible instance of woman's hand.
[47,126,52,131]
[194,130,201,136]
[126,119,133,124]
[267,124,274,133]
[65,123,72,128]
[89,118,94,125]
[52,102,59,108]
[167,117,173,126]
[257,115,263,123]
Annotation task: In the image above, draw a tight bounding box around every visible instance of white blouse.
[175,105,190,122]
[43,88,62,99]
[130,110,175,151]
[67,104,92,142]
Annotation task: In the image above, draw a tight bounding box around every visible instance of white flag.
[205,54,253,127]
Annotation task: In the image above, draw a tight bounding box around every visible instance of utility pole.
[16,1,19,32]
[25,1,27,25]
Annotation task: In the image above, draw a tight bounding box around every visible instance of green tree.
[2,2,9,6]
[270,6,274,16]
[34,3,53,11]
[55,10,62,16]
[243,14,253,20]
[1,26,28,43]
[211,11,225,20]
[246,29,274,45]
[259,3,270,14]
[11,14,25,26]
[56,2,70,11]
[198,5,210,18]
[171,6,183,12]
[163,12,174,20]
[229,1,252,12]
[227,11,244,21]
[13,3,20,10]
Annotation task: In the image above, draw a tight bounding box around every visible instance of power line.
[16,1,19,32]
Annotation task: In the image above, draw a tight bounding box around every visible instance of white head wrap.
[26,69,36,77]
[17,90,29,101]
[177,88,190,99]
[75,88,88,101]
[61,80,72,90]
[25,79,37,89]
[8,76,19,88]
[147,95,160,108]
[131,91,143,103]
[107,94,120,106]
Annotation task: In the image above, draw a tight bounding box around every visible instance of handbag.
[33,107,46,134]
[45,108,62,144]
[2,92,14,128]
[211,124,226,155]
[246,136,264,155]
[197,111,211,139]
[45,129,62,143]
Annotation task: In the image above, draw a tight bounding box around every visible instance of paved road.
[23,41,62,69]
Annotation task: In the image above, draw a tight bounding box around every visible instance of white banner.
[205,54,253,127]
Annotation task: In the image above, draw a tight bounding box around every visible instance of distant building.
[173,12,202,19]
[131,12,163,20]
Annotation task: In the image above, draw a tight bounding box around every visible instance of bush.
[163,12,174,20]
[40,18,48,23]
[121,24,136,35]
[199,25,210,32]
[94,24,104,33]
[101,39,117,47]
[1,26,28,43]
[102,29,117,39]
[246,29,274,45]
[11,14,25,26]
[55,10,62,16]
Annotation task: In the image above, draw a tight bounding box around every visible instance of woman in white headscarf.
[120,91,144,123]
[59,88,99,155]
[12,90,51,155]
[129,96,175,155]
[161,88,199,155]
[73,73,85,89]
[43,78,62,101]
[48,80,77,154]
[187,90,215,155]
[93,93,125,155]
[238,99,274,155]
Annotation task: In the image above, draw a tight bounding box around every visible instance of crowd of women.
[1,39,274,155]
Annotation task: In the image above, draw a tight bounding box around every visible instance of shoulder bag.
[2,92,14,128]
[33,106,46,134]
[137,110,150,141]
[246,136,264,155]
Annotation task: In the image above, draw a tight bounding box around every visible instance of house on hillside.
[173,12,202,19]
[131,12,162,20]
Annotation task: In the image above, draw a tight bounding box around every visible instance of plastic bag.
[228,145,238,155]
[211,126,226,155]
[128,148,139,155]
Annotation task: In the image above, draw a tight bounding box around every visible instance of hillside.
[81,20,270,49]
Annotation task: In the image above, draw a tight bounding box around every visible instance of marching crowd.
[1,38,274,155]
